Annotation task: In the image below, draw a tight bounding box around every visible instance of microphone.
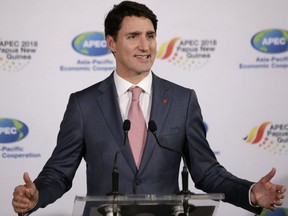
[148,120,191,194]
[148,120,194,215]
[108,119,131,196]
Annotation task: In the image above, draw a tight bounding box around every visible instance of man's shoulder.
[73,72,114,96]
[153,73,192,93]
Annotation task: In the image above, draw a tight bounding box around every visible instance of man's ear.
[106,35,116,53]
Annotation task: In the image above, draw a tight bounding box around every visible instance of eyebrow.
[126,31,141,36]
[147,31,156,35]
[126,30,156,36]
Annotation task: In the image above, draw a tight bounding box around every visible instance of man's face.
[106,16,157,80]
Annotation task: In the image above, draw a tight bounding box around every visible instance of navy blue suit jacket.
[33,72,262,214]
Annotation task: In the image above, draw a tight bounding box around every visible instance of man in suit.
[12,1,285,215]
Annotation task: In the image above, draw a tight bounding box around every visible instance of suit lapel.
[97,73,173,173]
[139,74,173,171]
[149,74,173,132]
[96,73,137,173]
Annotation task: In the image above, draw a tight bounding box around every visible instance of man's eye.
[128,35,138,39]
[147,34,156,40]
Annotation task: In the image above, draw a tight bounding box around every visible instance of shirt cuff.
[249,183,259,207]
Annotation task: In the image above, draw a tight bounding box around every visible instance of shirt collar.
[114,71,152,97]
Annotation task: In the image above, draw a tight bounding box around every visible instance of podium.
[72,193,224,216]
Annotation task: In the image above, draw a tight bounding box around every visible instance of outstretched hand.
[251,168,286,211]
[12,172,39,213]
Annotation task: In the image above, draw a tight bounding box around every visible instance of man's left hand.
[251,168,286,211]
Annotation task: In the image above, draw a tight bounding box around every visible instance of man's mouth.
[134,54,151,59]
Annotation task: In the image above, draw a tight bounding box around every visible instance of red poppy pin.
[162,99,167,104]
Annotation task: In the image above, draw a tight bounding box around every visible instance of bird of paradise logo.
[244,121,271,144]
[157,37,181,60]
[244,122,288,155]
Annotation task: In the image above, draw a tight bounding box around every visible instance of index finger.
[276,185,286,194]
[14,185,27,196]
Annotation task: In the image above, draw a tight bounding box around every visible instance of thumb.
[23,172,37,200]
[261,167,276,183]
[23,172,34,188]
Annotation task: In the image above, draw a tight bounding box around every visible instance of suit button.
[135,179,142,185]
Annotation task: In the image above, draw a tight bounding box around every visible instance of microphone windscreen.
[123,119,131,131]
[148,120,157,133]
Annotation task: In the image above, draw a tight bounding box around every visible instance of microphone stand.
[178,165,194,216]
[107,120,130,216]
[148,120,194,216]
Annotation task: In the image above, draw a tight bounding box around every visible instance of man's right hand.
[12,172,39,213]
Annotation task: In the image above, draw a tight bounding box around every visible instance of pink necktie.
[128,86,147,168]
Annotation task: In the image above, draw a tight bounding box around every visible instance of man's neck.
[116,70,150,85]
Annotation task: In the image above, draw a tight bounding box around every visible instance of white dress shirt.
[114,71,152,125]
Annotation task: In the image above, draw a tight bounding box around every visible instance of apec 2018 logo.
[251,29,288,54]
[157,37,217,71]
[244,121,288,155]
[72,32,110,56]
[0,118,29,143]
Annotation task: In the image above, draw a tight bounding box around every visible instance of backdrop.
[1,0,287,215]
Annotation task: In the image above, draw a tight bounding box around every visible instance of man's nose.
[138,37,149,50]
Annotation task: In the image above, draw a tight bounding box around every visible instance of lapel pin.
[162,99,167,104]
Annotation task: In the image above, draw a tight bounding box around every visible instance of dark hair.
[104,1,158,41]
